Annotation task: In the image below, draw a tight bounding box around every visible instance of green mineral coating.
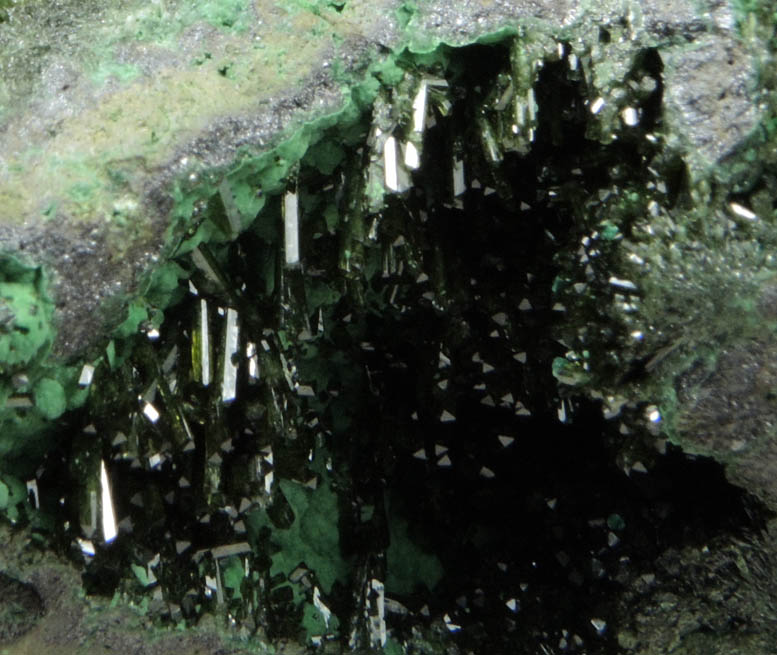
[607,513,626,531]
[0,0,340,224]
[0,255,75,467]
[131,563,153,588]
[303,138,347,176]
[249,474,348,596]
[302,601,340,641]
[0,474,26,522]
[222,556,246,600]
[32,377,66,420]
[0,280,53,369]
[384,638,405,655]
[386,509,443,596]
[551,356,590,387]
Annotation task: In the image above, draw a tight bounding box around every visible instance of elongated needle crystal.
[452,156,465,196]
[284,190,300,266]
[200,299,211,386]
[26,479,39,508]
[369,579,387,647]
[100,460,117,543]
[412,80,428,133]
[222,308,239,403]
[88,489,97,536]
[214,559,225,604]
[384,136,399,191]
[404,141,420,170]
[313,587,333,627]
[219,178,242,237]
[246,342,259,381]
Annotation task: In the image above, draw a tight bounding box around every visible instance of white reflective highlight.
[729,202,757,221]
[78,364,95,387]
[608,276,638,291]
[444,613,461,632]
[404,141,420,170]
[452,157,466,196]
[221,308,239,403]
[200,299,211,386]
[412,80,428,132]
[440,409,456,423]
[621,106,639,126]
[591,617,607,635]
[143,402,160,423]
[26,479,39,508]
[313,587,333,627]
[77,538,96,556]
[284,191,300,266]
[246,342,259,381]
[384,136,399,191]
[368,579,386,647]
[100,460,118,543]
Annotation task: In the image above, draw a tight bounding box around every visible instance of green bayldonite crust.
[0,255,88,466]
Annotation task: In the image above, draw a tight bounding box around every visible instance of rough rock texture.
[613,518,777,655]
[0,0,385,359]
[674,335,777,510]
[0,523,272,655]
[661,33,758,167]
[0,571,43,644]
[0,0,761,360]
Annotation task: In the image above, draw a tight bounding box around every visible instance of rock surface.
[0,523,271,655]
[0,571,43,644]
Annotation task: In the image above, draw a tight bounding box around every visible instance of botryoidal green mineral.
[0,0,776,653]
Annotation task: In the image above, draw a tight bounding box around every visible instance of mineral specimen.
[0,0,776,654]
